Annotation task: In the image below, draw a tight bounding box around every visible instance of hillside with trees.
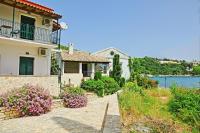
[129,57,195,75]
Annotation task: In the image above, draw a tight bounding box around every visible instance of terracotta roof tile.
[8,0,62,19]
[17,0,54,12]
[61,50,110,63]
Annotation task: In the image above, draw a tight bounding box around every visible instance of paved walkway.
[0,94,121,133]
[103,94,121,133]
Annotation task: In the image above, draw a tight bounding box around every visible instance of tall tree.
[112,54,122,84]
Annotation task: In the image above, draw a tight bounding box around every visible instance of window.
[19,57,34,75]
[64,62,79,73]
[95,63,108,74]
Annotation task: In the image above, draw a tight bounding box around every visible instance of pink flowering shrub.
[0,85,52,116]
[61,87,87,108]
[63,94,87,108]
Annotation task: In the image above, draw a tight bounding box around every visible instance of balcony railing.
[0,18,59,44]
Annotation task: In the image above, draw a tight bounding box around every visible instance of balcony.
[0,18,59,45]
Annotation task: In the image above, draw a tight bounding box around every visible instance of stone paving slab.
[0,97,108,133]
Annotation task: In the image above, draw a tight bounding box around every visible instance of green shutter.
[20,15,35,40]
[19,57,34,75]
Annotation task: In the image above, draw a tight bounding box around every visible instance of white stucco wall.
[61,61,83,86]
[62,74,83,87]
[0,39,51,76]
[0,3,58,76]
[93,48,130,80]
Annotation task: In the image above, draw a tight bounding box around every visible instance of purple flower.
[1,84,52,117]
[63,94,87,108]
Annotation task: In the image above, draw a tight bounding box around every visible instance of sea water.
[151,76,200,88]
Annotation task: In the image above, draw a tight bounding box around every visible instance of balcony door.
[19,57,34,75]
[20,15,35,40]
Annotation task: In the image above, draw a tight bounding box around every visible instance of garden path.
[0,94,121,133]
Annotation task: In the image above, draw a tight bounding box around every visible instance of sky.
[32,0,200,61]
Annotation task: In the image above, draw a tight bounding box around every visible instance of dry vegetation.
[119,88,195,133]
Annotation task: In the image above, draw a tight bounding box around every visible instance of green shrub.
[94,71,102,80]
[137,75,150,89]
[51,53,59,75]
[124,82,137,89]
[136,75,158,89]
[192,65,200,75]
[168,86,200,128]
[60,87,85,98]
[81,77,120,96]
[101,76,120,95]
[125,82,138,91]
[119,77,126,87]
[0,97,3,107]
[124,81,144,95]
[81,79,105,97]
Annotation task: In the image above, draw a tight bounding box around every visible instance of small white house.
[61,44,110,86]
[93,47,131,80]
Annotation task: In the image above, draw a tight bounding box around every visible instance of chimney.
[68,43,74,55]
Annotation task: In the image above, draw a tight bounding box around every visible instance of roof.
[0,0,62,19]
[61,50,110,63]
[93,47,130,58]
[17,0,53,12]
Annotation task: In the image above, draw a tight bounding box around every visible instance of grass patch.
[168,86,200,129]
[119,88,194,133]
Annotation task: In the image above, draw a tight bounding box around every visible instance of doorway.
[82,64,89,77]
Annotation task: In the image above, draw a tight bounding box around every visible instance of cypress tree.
[112,54,122,84]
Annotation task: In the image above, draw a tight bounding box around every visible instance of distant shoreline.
[149,75,200,77]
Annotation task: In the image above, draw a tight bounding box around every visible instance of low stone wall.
[0,107,19,120]
[0,76,60,96]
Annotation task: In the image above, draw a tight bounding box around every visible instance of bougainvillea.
[61,87,87,108]
[0,85,52,117]
[63,94,87,108]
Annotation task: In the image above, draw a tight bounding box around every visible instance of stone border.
[0,107,19,120]
[102,94,122,133]
[101,103,109,132]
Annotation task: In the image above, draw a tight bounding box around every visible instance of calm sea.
[151,76,200,88]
